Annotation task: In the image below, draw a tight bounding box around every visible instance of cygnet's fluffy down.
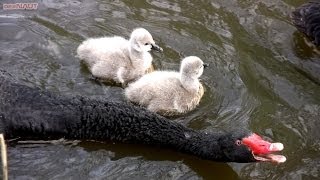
[125,56,208,116]
[77,28,162,85]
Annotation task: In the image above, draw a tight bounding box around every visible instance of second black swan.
[291,1,320,46]
[0,70,286,163]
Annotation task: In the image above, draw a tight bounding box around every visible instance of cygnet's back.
[125,56,207,116]
[77,28,162,85]
[77,37,128,67]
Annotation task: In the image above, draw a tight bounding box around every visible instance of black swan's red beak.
[242,133,286,163]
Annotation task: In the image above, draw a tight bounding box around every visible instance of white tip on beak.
[269,143,284,151]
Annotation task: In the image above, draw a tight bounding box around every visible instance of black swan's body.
[0,70,285,163]
[291,1,320,46]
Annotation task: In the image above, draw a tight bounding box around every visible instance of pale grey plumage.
[125,56,206,116]
[77,28,162,84]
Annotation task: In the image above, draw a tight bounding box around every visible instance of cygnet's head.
[130,28,163,52]
[180,56,208,78]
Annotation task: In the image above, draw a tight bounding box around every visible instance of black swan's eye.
[236,140,242,146]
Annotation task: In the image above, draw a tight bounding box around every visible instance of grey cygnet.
[77,28,162,85]
[125,56,208,116]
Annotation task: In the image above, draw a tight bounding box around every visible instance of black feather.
[291,1,320,46]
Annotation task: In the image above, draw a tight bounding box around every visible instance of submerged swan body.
[0,70,286,163]
[125,56,207,116]
[291,1,320,46]
[77,28,162,84]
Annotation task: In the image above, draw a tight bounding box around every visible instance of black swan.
[0,70,285,163]
[291,1,320,46]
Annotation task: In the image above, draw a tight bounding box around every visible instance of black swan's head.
[216,131,286,163]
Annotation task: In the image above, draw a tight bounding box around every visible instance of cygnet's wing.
[125,71,181,104]
[131,71,180,89]
[77,36,129,66]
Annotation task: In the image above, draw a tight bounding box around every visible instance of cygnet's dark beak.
[151,44,163,52]
[203,63,209,68]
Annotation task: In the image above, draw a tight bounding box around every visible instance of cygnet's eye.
[203,63,209,68]
[145,43,149,45]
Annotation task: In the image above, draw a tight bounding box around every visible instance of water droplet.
[184,132,191,139]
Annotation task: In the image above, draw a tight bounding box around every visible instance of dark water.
[1,0,320,179]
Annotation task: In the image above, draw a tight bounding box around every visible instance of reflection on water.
[9,144,200,180]
[0,0,320,179]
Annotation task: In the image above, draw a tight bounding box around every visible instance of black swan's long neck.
[68,100,224,160]
[0,75,230,162]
